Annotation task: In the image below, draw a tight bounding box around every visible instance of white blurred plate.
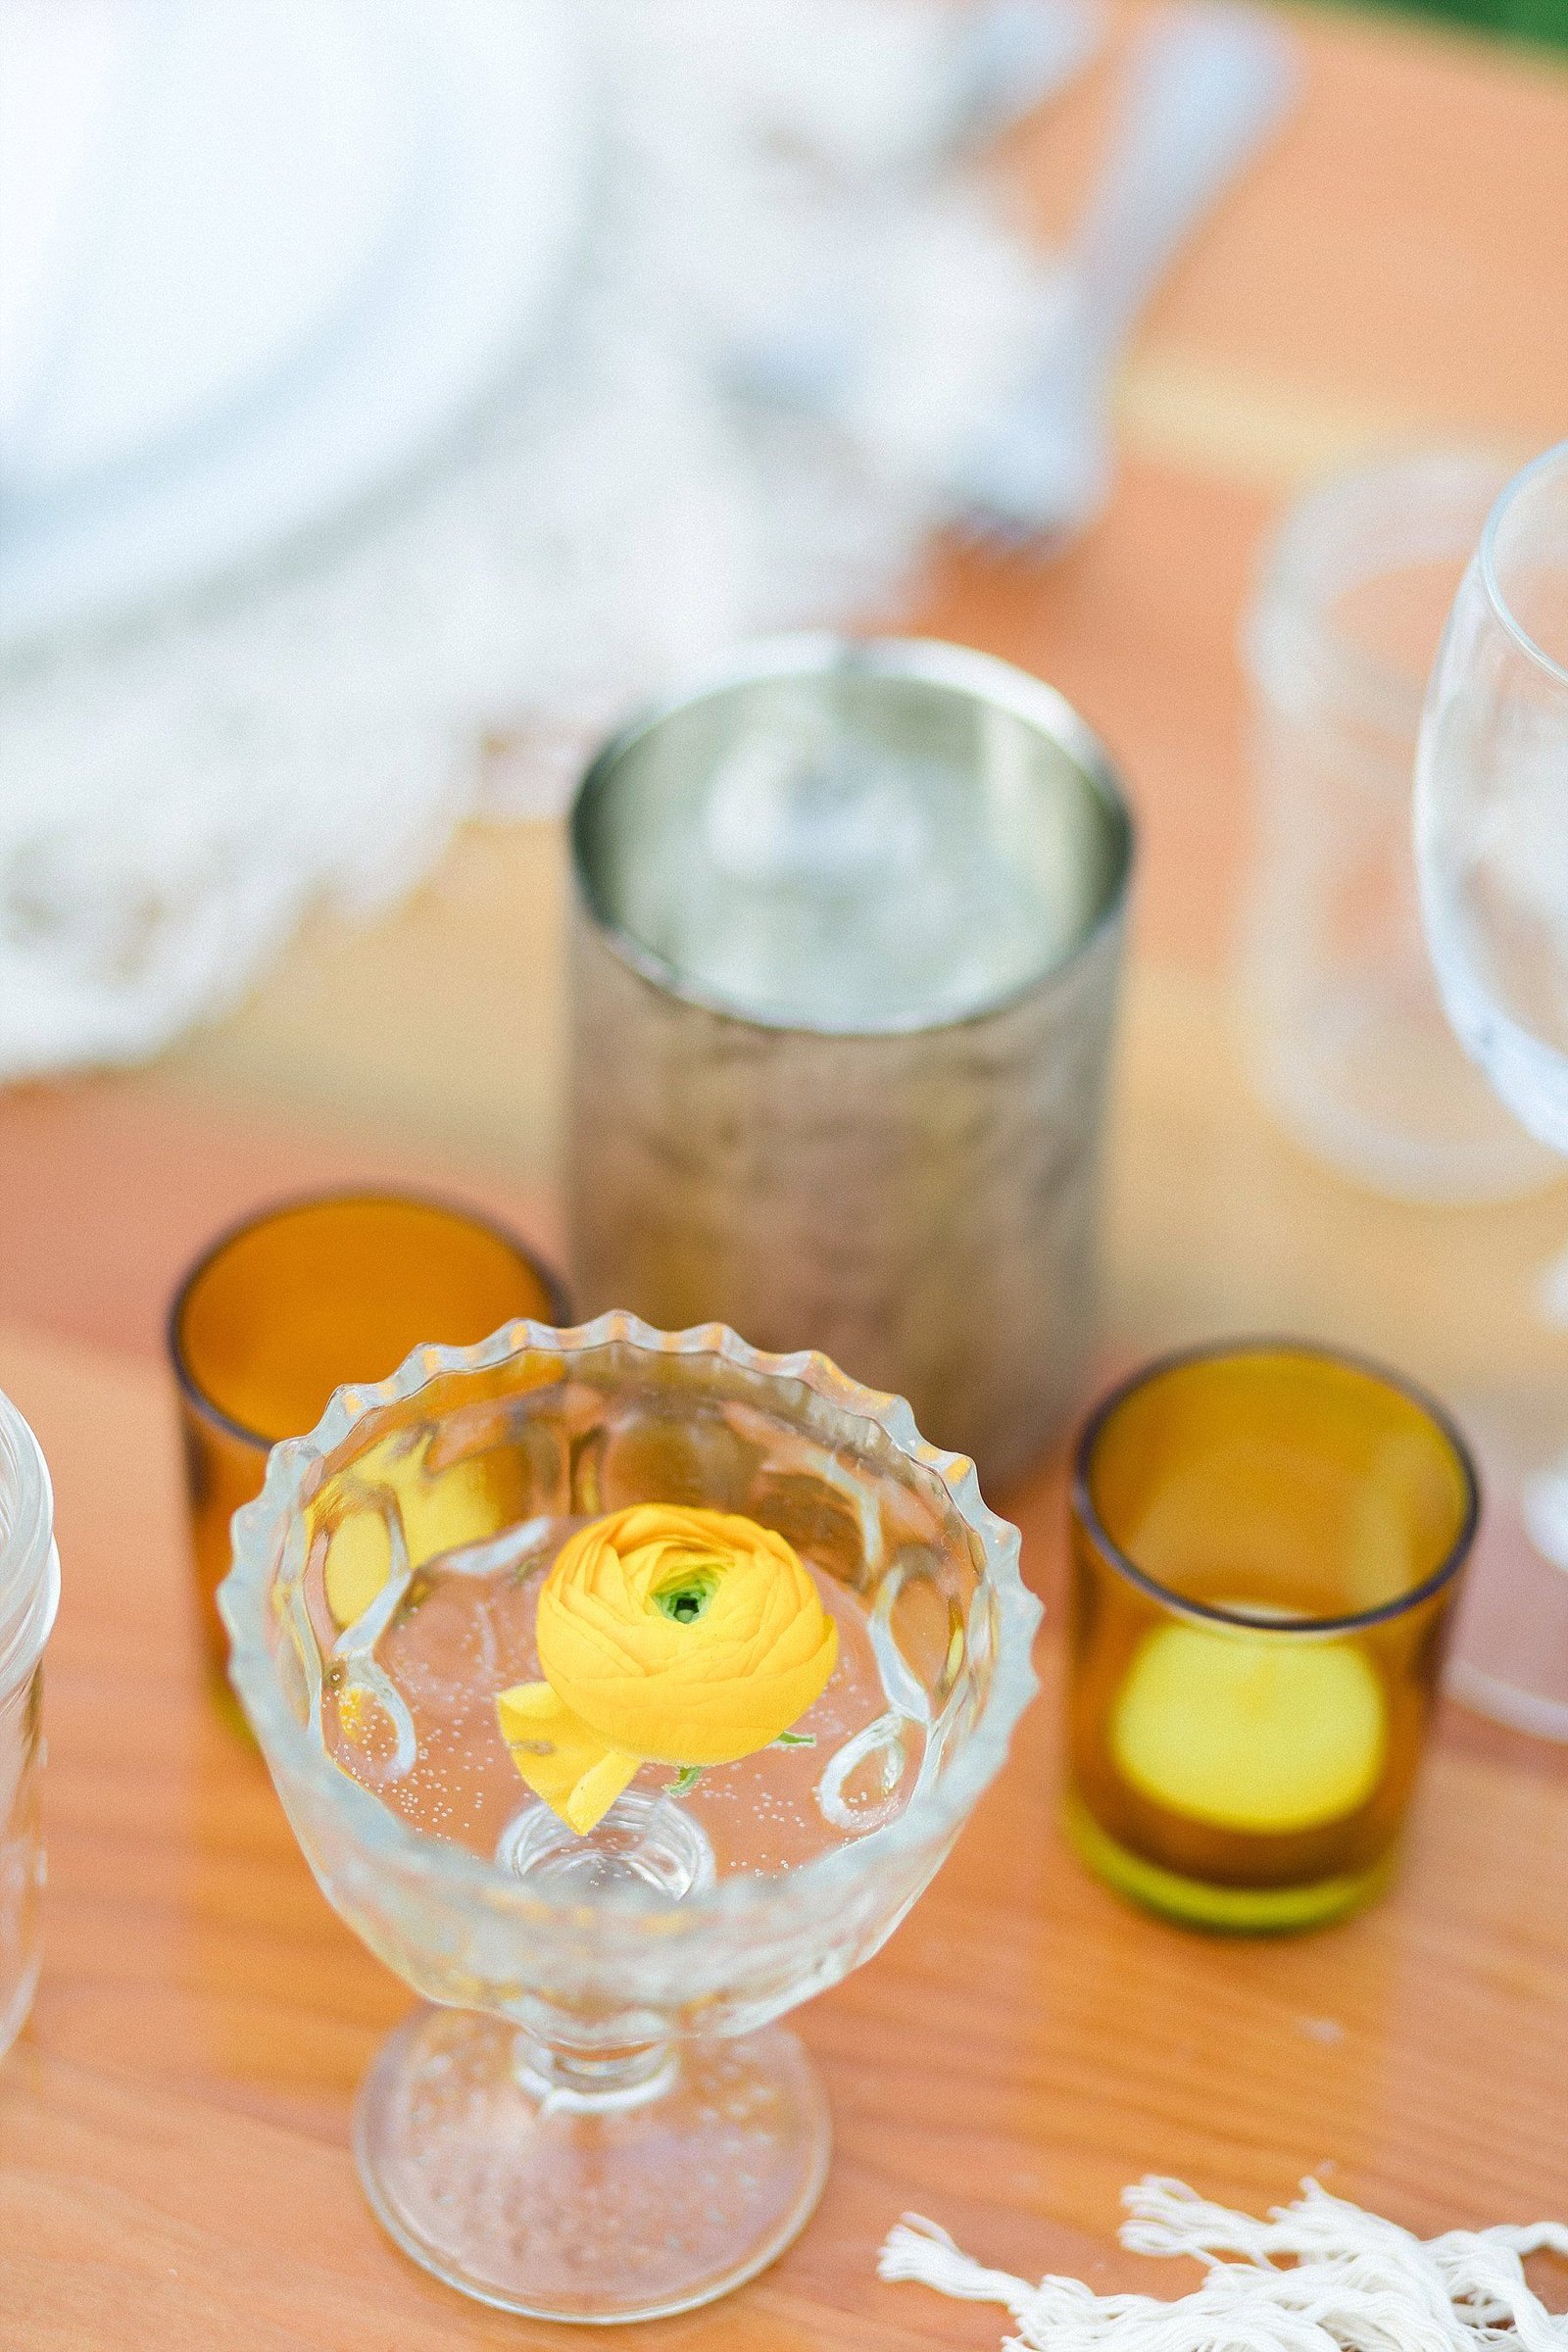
[0,0,425,498]
[0,0,590,654]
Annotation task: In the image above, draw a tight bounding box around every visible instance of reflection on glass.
[0,1387,58,2060]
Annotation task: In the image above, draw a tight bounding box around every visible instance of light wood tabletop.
[1,5,1565,2345]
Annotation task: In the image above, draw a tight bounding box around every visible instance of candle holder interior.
[220,1314,1038,2324]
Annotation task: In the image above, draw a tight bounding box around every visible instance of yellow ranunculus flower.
[496,1503,838,1835]
[539,1504,839,1765]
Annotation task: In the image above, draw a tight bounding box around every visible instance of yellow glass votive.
[169,1193,568,1682]
[1064,1342,1478,1932]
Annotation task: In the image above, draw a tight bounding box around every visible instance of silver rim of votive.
[570,633,1134,1036]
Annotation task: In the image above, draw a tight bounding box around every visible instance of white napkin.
[0,0,1092,1083]
[880,2179,1568,2348]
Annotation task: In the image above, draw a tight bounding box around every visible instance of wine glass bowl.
[1417,439,1568,1152]
[220,1313,1039,2323]
[1415,439,1568,1739]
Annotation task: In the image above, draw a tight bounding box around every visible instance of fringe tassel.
[877,2179,1568,2350]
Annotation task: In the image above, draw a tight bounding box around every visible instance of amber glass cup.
[1064,1342,1479,1931]
[170,1194,567,1678]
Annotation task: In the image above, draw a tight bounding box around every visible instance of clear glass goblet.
[220,1314,1039,2324]
[1415,437,1568,1739]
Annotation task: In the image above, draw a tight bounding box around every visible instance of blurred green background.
[1366,0,1568,43]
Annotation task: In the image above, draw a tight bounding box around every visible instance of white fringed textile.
[0,0,1064,1082]
[878,2178,1568,2349]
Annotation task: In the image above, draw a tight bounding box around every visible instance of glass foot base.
[355,2005,831,2324]
[1062,1794,1395,1934]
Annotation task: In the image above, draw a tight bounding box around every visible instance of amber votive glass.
[1064,1341,1478,1932]
[170,1193,568,1678]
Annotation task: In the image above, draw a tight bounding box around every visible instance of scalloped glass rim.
[220,1311,1041,1926]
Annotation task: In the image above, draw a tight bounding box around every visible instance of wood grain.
[0,1314,1562,2352]
[2,4,1567,2343]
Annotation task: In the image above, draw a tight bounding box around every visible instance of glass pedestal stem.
[515,2034,677,2114]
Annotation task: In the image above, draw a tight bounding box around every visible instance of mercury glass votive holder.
[170,1192,567,1678]
[569,635,1135,1491]
[219,1313,1039,2325]
[1064,1342,1478,1932]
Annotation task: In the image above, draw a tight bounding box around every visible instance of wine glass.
[1415,438,1568,1739]
[220,1313,1040,2323]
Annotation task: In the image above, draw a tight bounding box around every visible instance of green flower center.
[653,1569,719,1625]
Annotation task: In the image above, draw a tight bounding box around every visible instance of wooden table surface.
[2,6,1566,2345]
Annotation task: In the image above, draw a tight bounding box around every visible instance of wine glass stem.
[515,2032,678,2114]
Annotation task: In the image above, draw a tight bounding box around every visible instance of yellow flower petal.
[496,1680,640,1833]
[565,1747,644,1836]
